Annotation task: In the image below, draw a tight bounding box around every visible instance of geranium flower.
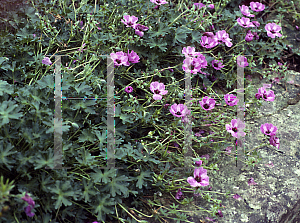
[195,160,203,166]
[265,23,282,38]
[255,87,275,101]
[248,177,257,186]
[224,94,239,106]
[133,23,149,37]
[22,192,35,217]
[150,0,168,6]
[42,57,52,65]
[175,188,183,199]
[110,51,130,67]
[150,81,168,100]
[208,4,214,9]
[252,20,260,27]
[127,50,140,63]
[239,5,255,17]
[200,36,218,48]
[226,118,246,138]
[245,30,254,42]
[182,46,199,57]
[213,30,232,47]
[260,123,277,136]
[212,59,225,70]
[169,103,190,118]
[121,15,138,28]
[124,86,133,93]
[269,135,280,149]
[187,167,209,187]
[193,3,205,9]
[250,2,265,11]
[233,193,242,200]
[237,17,255,28]
[199,96,216,111]
[237,56,249,67]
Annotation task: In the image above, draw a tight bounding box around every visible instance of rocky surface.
[173,70,300,223]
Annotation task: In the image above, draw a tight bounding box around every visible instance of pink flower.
[226,118,246,138]
[237,56,249,67]
[200,36,218,48]
[213,30,232,47]
[239,5,255,17]
[255,87,275,101]
[199,96,216,111]
[265,161,274,168]
[33,34,36,38]
[212,60,225,70]
[182,55,208,75]
[265,23,282,38]
[252,20,260,27]
[193,3,205,9]
[133,23,149,37]
[175,188,183,199]
[237,17,255,28]
[260,123,277,136]
[216,210,223,217]
[150,81,168,100]
[250,2,265,12]
[127,50,140,63]
[224,94,239,106]
[187,167,209,187]
[22,192,35,217]
[233,193,242,200]
[245,30,254,42]
[121,15,138,28]
[42,57,52,65]
[125,86,133,93]
[169,104,190,118]
[182,46,198,57]
[110,51,130,67]
[269,135,280,149]
[225,146,233,155]
[195,160,203,166]
[150,0,168,5]
[248,177,257,186]
[208,4,214,9]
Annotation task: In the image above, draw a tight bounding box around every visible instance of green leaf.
[0,101,24,127]
[81,178,97,203]
[102,174,130,197]
[90,168,116,184]
[135,170,152,189]
[78,128,96,143]
[48,180,79,209]
[174,26,191,45]
[0,80,14,96]
[148,23,170,38]
[75,148,96,166]
[0,142,17,171]
[92,194,115,221]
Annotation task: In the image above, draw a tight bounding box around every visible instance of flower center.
[154,89,160,94]
[176,111,181,115]
[266,130,270,134]
[116,59,121,64]
[195,176,202,182]
[204,104,209,109]
[232,127,238,132]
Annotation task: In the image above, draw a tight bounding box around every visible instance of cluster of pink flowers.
[182,46,208,75]
[200,30,233,49]
[121,15,149,37]
[238,2,282,39]
[21,192,35,217]
[110,50,140,67]
[255,83,275,101]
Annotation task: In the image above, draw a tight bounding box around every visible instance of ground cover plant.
[0,0,300,222]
